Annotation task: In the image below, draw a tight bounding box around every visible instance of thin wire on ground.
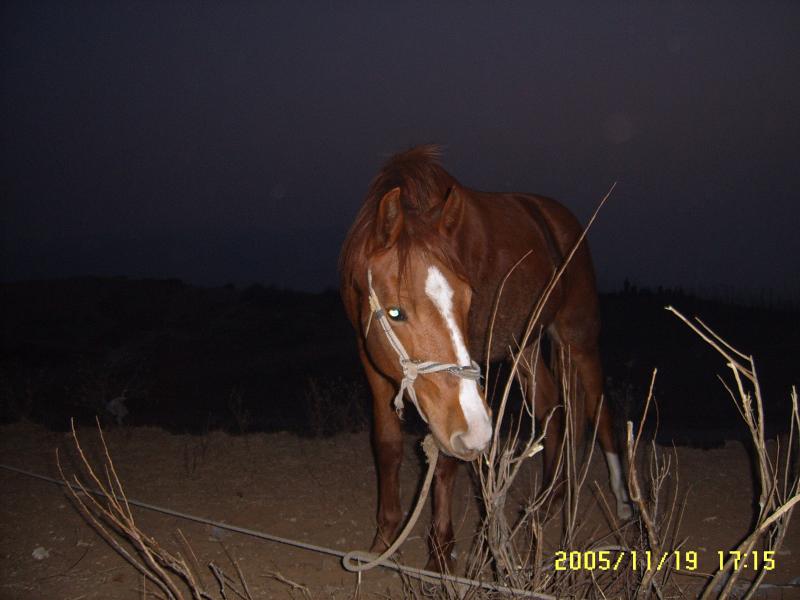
[0,462,555,599]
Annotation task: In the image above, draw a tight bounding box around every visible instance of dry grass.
[58,419,254,600]
[304,377,369,437]
[396,306,798,599]
[667,307,800,599]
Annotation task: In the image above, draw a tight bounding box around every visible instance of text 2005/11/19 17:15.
[554,549,776,572]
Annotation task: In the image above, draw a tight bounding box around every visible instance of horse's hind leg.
[520,348,563,500]
[570,341,632,519]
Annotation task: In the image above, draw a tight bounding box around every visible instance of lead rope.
[341,434,438,573]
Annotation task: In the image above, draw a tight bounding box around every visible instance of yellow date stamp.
[554,550,776,572]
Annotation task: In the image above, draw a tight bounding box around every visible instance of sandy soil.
[1,422,798,599]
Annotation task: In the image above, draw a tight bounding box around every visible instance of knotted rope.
[342,434,438,572]
[365,269,482,422]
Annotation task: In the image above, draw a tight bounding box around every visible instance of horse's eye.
[387,307,406,321]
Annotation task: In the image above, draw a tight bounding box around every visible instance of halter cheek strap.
[366,269,482,421]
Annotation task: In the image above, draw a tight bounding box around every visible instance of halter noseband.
[366,269,482,421]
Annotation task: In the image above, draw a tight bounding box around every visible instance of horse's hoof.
[425,549,456,574]
[369,531,392,555]
[617,502,634,520]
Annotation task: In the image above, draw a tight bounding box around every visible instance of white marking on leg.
[605,451,633,519]
[425,266,492,451]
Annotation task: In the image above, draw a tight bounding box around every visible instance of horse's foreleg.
[372,437,403,552]
[363,359,405,553]
[572,344,632,520]
[426,453,459,572]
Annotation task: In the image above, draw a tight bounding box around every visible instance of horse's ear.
[438,184,465,236]
[376,187,404,248]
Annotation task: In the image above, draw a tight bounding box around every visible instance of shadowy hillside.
[1,278,797,445]
[1,278,365,434]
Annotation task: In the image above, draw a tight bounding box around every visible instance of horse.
[339,145,632,571]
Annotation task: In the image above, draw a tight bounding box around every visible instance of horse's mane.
[339,145,465,294]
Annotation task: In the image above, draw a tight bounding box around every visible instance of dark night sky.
[2,2,799,296]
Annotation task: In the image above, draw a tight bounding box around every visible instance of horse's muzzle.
[449,430,489,461]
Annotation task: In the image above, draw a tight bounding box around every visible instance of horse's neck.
[459,192,563,362]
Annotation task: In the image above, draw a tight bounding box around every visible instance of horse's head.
[361,186,492,461]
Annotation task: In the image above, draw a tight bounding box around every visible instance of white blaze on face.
[424,266,492,452]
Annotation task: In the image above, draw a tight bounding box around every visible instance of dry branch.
[666,306,799,600]
[58,420,253,600]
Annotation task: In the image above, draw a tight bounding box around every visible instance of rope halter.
[366,269,482,421]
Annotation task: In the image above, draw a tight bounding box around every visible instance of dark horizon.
[3,2,799,297]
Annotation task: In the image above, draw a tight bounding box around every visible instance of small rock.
[209,526,231,541]
[32,546,50,560]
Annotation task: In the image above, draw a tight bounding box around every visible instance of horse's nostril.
[451,420,492,453]
[450,431,488,457]
[450,432,468,456]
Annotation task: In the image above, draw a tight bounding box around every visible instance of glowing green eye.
[387,307,406,321]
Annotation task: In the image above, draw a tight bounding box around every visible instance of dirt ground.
[1,421,798,599]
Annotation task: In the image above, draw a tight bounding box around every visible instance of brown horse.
[339,145,631,570]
